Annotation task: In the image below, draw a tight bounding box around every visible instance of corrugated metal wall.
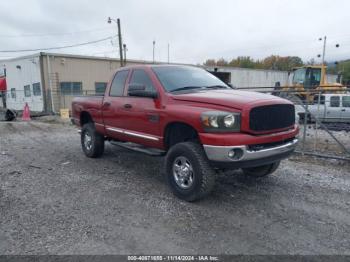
[205,66,338,88]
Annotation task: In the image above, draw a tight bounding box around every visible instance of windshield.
[292,68,306,84]
[152,66,229,92]
[307,68,321,87]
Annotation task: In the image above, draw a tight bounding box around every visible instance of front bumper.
[203,138,298,169]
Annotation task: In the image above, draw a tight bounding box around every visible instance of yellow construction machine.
[278,65,346,102]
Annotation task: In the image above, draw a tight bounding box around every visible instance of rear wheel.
[81,123,105,158]
[242,161,280,178]
[164,142,216,202]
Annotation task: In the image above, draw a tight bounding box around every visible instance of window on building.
[33,82,41,96]
[10,89,16,99]
[129,69,156,93]
[342,96,350,108]
[330,96,340,107]
[24,85,31,97]
[95,82,107,95]
[60,82,82,95]
[110,70,129,96]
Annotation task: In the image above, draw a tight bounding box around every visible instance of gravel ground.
[298,124,350,157]
[0,120,349,255]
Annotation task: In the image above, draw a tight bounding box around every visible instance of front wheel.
[242,161,280,178]
[164,142,216,202]
[81,123,105,158]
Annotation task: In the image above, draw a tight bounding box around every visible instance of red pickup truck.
[72,65,298,201]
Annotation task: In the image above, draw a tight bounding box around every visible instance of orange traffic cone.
[22,103,31,121]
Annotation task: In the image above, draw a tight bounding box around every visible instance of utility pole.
[117,19,124,67]
[153,40,156,63]
[317,36,339,85]
[321,36,327,66]
[108,17,124,67]
[123,44,127,66]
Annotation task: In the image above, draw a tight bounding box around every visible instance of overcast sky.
[0,0,349,64]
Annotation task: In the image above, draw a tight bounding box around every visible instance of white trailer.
[2,55,44,112]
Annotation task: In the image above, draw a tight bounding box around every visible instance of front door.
[102,69,130,139]
[121,68,162,148]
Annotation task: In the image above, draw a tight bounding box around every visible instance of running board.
[110,141,166,156]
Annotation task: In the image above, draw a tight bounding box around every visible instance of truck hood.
[171,89,282,110]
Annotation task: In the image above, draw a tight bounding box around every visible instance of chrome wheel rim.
[173,156,194,189]
[84,132,92,151]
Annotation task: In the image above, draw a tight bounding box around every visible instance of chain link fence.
[236,86,350,161]
[1,87,350,161]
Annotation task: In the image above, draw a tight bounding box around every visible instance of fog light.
[228,150,235,158]
[228,148,243,160]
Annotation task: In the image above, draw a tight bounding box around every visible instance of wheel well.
[164,122,199,150]
[80,111,93,126]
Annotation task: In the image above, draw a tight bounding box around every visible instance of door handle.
[341,109,346,112]
[103,102,111,107]
[124,104,132,109]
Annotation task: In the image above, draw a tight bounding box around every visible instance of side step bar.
[110,141,166,156]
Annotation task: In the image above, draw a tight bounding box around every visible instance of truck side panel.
[72,96,105,134]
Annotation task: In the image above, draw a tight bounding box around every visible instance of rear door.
[341,95,350,122]
[325,95,342,122]
[102,69,130,139]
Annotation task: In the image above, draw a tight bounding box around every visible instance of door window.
[11,88,16,99]
[313,95,325,105]
[110,70,129,96]
[33,83,41,96]
[330,96,340,107]
[129,69,156,93]
[24,85,31,97]
[342,96,350,107]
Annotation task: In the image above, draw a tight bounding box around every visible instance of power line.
[0,27,112,38]
[0,36,116,53]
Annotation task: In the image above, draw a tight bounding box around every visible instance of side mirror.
[227,83,236,89]
[128,84,158,99]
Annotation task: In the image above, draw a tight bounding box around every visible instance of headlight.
[224,114,235,127]
[201,111,240,132]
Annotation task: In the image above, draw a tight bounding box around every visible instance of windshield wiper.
[205,85,229,89]
[170,86,204,92]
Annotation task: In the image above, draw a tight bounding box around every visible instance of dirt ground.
[0,120,349,255]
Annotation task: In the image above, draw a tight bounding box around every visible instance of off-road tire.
[164,142,216,202]
[242,161,280,178]
[81,123,105,158]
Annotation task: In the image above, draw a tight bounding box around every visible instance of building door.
[31,82,44,112]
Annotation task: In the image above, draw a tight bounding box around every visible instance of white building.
[2,55,43,112]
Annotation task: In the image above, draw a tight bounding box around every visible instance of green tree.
[203,55,304,71]
[338,60,350,84]
[203,59,216,66]
[216,58,228,66]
